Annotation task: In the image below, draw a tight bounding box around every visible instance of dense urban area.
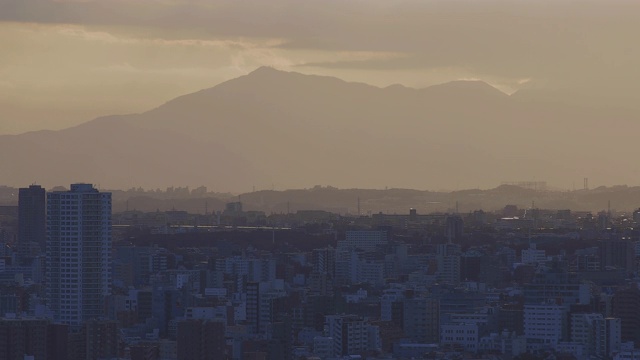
[1,183,640,360]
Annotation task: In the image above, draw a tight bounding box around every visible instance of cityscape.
[0,182,639,359]
[4,0,640,359]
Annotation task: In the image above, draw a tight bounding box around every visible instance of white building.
[46,184,112,325]
[524,304,566,350]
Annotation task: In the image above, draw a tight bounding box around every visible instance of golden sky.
[2,0,639,134]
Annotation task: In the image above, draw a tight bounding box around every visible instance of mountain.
[1,67,638,192]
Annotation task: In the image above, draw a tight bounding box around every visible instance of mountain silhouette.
[1,67,637,192]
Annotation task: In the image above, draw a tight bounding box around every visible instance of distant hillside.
[1,184,638,214]
[1,67,638,192]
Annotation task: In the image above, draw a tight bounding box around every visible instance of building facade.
[46,183,112,325]
[18,185,46,260]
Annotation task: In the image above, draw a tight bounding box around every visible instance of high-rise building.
[46,183,112,325]
[18,185,46,260]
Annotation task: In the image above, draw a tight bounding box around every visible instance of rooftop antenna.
[584,178,589,191]
[455,201,459,214]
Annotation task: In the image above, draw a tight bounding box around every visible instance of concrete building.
[441,322,479,353]
[568,313,620,357]
[598,317,622,358]
[46,183,112,325]
[570,313,602,355]
[325,314,369,356]
[524,304,566,350]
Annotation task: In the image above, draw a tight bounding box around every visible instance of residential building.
[46,183,112,325]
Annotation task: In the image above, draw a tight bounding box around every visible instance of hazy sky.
[2,0,639,134]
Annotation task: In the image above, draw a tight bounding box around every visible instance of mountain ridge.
[1,67,638,192]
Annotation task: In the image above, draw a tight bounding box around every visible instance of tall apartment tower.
[46,184,112,325]
[18,184,46,260]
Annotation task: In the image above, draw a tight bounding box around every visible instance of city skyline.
[4,1,640,359]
